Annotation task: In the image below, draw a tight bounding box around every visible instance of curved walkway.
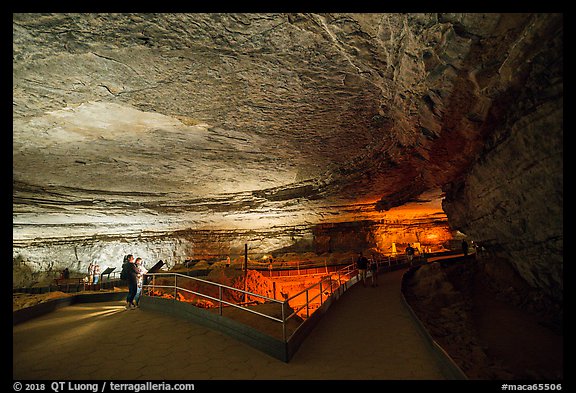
[13,268,446,380]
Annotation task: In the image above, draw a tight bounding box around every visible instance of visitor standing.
[405,244,415,266]
[134,258,148,307]
[356,252,369,287]
[370,257,379,287]
[93,263,101,285]
[123,255,138,309]
[88,261,95,284]
[462,240,469,256]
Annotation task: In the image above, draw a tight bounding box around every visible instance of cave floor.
[13,268,448,380]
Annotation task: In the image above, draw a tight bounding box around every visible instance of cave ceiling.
[13,13,540,239]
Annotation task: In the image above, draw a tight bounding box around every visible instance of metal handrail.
[148,272,282,303]
[142,255,426,345]
[143,263,360,343]
[147,282,284,323]
[284,275,335,321]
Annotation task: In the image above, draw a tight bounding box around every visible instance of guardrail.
[142,261,361,343]
[139,252,431,361]
[143,272,288,337]
[141,253,422,332]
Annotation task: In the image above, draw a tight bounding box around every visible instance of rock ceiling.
[12,13,558,241]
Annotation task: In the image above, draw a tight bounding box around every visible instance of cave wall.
[13,216,453,286]
[313,222,373,253]
[12,226,312,286]
[442,14,563,302]
[12,236,192,287]
[313,219,453,254]
[12,13,562,297]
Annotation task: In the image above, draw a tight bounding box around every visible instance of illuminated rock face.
[13,13,562,301]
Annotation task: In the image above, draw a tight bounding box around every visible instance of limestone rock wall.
[13,214,452,287]
[12,13,563,300]
[12,236,192,287]
[442,14,563,302]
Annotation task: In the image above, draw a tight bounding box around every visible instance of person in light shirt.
[134,257,148,307]
[93,263,101,285]
[88,261,95,284]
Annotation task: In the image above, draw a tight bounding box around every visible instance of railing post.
[282,301,287,342]
[174,274,177,301]
[319,280,323,305]
[305,289,309,319]
[219,285,223,316]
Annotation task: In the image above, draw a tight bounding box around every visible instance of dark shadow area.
[403,256,563,380]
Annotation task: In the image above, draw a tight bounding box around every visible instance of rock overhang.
[12,13,563,302]
[13,13,530,233]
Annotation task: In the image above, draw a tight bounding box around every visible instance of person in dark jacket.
[462,240,469,256]
[405,244,415,266]
[370,257,379,287]
[125,255,139,310]
[356,252,369,287]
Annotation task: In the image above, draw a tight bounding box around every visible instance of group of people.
[60,267,70,279]
[122,254,148,310]
[356,252,379,287]
[87,262,101,284]
[355,243,419,286]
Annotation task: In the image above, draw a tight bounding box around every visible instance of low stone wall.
[400,266,468,380]
[13,291,128,325]
[140,295,290,361]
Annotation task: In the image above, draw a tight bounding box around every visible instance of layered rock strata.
[13,200,452,287]
[442,14,563,303]
[13,13,562,302]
